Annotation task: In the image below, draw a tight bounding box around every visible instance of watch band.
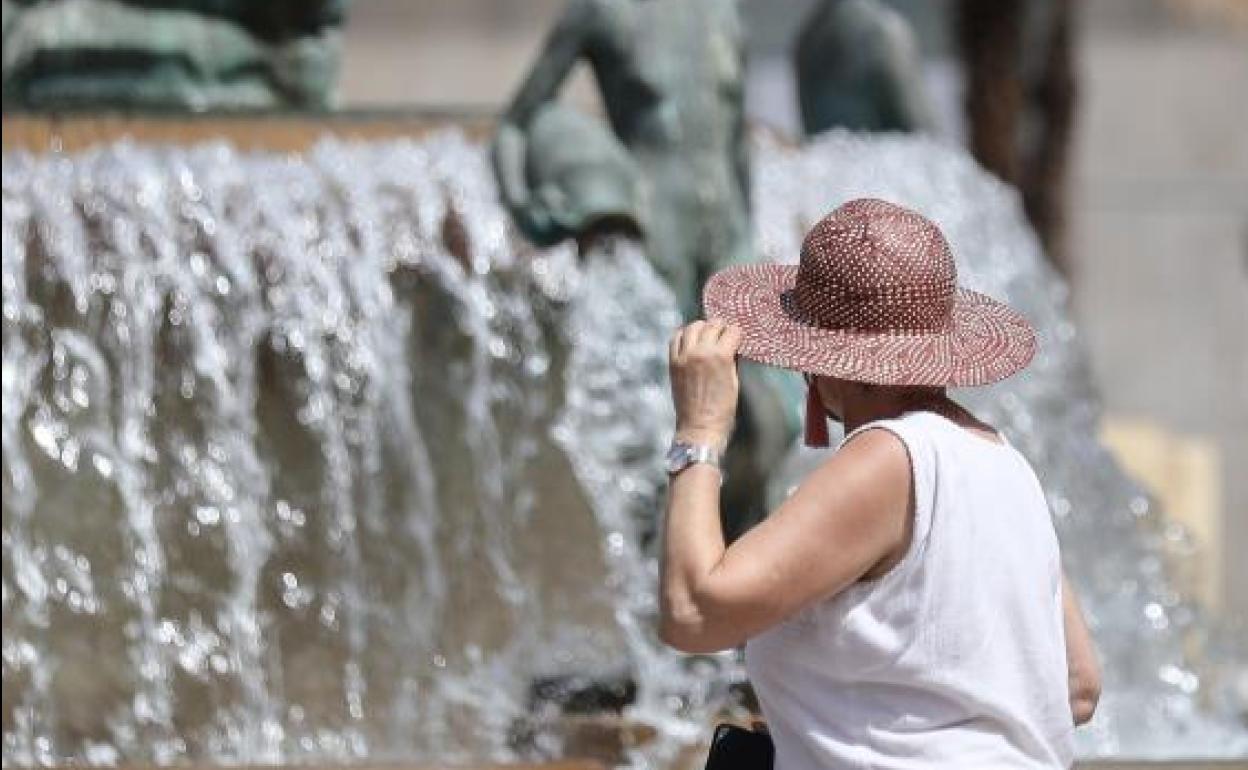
[665,440,723,477]
[686,443,720,467]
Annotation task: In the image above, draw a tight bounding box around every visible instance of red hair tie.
[804,384,830,448]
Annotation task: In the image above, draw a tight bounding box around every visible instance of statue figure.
[794,0,936,136]
[493,0,798,542]
[493,0,751,322]
[2,0,346,109]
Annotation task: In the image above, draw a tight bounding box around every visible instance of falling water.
[2,134,631,764]
[2,129,1244,766]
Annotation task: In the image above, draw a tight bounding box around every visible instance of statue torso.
[585,0,744,157]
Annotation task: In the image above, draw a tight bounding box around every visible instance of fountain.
[490,0,799,545]
[3,121,1246,767]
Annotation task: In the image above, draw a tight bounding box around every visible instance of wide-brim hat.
[703,198,1036,387]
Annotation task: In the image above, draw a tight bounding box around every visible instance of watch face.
[665,443,691,474]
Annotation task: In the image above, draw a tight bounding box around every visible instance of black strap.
[704,723,775,770]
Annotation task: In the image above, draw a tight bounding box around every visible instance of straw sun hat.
[703,198,1037,388]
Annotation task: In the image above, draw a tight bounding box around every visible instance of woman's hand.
[668,320,743,449]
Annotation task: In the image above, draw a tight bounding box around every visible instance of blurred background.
[334,0,1248,631]
[2,0,1248,763]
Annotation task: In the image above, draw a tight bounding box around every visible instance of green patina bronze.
[493,0,800,540]
[493,0,751,322]
[522,103,644,248]
[795,0,935,136]
[2,0,346,109]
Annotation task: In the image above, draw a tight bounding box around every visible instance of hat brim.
[702,263,1037,387]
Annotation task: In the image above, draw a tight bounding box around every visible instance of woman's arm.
[658,321,912,653]
[1062,572,1101,725]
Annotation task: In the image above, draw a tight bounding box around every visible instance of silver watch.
[664,440,722,476]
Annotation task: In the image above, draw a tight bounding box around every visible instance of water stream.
[2,129,1244,766]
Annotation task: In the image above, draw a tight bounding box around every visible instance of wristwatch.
[664,440,723,477]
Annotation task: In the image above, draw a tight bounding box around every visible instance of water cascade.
[3,129,1244,766]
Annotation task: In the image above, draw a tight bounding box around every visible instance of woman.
[659,199,1100,768]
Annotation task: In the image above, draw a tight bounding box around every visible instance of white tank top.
[744,410,1074,769]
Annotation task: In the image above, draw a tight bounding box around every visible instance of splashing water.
[2,134,626,764]
[2,129,1244,766]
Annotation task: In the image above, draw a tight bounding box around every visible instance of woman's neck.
[840,387,952,433]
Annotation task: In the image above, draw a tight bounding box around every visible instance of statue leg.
[721,361,803,542]
[645,239,702,323]
[705,210,806,540]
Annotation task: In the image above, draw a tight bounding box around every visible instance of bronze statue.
[794,0,935,136]
[493,0,798,541]
[519,103,645,248]
[2,0,346,109]
[492,0,752,322]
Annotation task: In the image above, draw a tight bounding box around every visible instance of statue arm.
[731,50,752,223]
[492,0,595,228]
[876,15,938,133]
[793,0,832,136]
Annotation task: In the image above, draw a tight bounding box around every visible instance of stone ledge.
[1,111,496,154]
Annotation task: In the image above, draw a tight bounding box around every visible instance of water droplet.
[1144,602,1169,630]
[195,506,220,526]
[606,532,626,556]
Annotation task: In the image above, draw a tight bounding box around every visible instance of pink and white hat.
[703,198,1037,388]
